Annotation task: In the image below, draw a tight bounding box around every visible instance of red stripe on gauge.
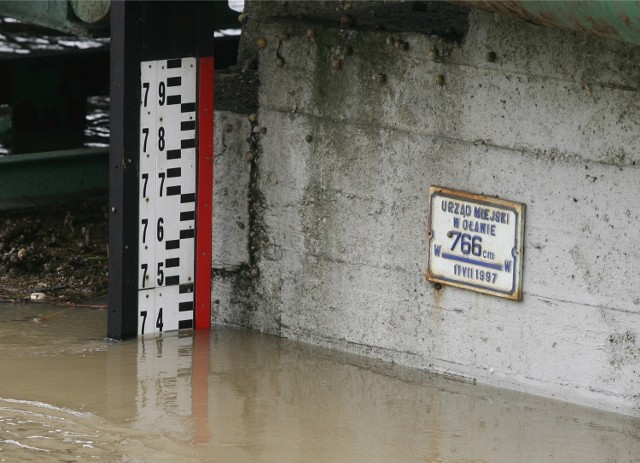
[195,57,214,330]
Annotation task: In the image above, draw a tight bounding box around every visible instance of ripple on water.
[0,303,108,358]
[0,397,128,460]
[0,397,200,462]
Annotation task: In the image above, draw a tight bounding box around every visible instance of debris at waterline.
[0,202,108,302]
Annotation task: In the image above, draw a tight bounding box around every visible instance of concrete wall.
[213,3,640,416]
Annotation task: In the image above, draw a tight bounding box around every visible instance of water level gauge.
[137,57,213,335]
[107,2,215,341]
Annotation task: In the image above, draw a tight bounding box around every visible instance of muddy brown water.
[1,302,639,462]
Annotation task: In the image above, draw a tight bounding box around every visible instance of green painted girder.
[0,148,108,210]
[468,1,640,46]
[0,0,109,38]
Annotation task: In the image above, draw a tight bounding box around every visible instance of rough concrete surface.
[213,3,640,416]
[213,111,251,271]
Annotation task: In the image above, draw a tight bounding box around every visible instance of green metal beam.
[0,148,108,210]
[467,1,640,46]
[0,0,109,37]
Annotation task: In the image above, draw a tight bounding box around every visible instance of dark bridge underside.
[0,48,109,131]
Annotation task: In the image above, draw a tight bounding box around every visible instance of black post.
[108,1,142,340]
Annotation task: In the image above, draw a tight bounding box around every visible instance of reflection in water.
[0,302,639,461]
[135,332,200,441]
[84,96,110,148]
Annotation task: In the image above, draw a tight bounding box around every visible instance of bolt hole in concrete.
[1,303,639,461]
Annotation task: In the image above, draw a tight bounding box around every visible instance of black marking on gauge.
[180,193,195,203]
[181,138,195,149]
[167,76,182,87]
[166,257,180,268]
[167,149,181,160]
[166,239,180,250]
[167,167,181,178]
[181,102,196,113]
[167,58,182,68]
[165,275,180,286]
[179,301,194,312]
[180,211,195,221]
[179,283,194,294]
[181,120,196,131]
[179,319,194,329]
[167,95,181,105]
[167,185,181,196]
[180,229,195,239]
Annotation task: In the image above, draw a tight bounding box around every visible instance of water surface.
[1,302,639,462]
